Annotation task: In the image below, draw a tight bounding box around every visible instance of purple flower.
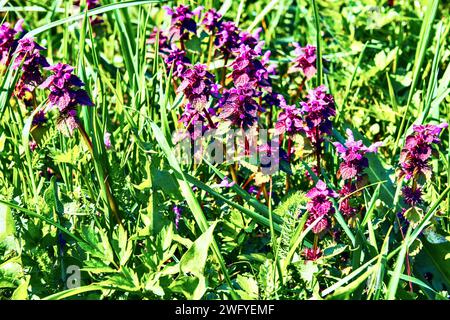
[399,123,448,180]
[239,28,264,52]
[12,38,49,99]
[218,85,262,129]
[32,110,47,126]
[29,140,37,152]
[178,103,215,140]
[148,28,170,54]
[57,109,79,136]
[289,43,317,80]
[164,46,191,78]
[40,62,93,112]
[212,177,235,188]
[0,19,23,65]
[338,184,358,217]
[201,9,222,32]
[173,205,182,229]
[164,5,202,40]
[305,180,337,234]
[333,129,382,180]
[300,85,336,144]
[401,186,422,207]
[230,44,271,90]
[275,95,303,136]
[104,131,112,149]
[178,64,216,108]
[215,21,240,56]
[304,247,322,261]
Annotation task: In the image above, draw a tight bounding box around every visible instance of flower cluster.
[40,63,93,135]
[230,44,270,90]
[218,85,262,130]
[164,5,202,40]
[334,129,382,218]
[398,123,448,180]
[305,180,337,234]
[275,95,303,136]
[164,46,191,78]
[214,21,240,57]
[334,129,382,181]
[289,43,317,79]
[0,20,23,65]
[178,64,217,108]
[300,85,336,144]
[201,9,222,33]
[398,123,447,221]
[13,38,49,99]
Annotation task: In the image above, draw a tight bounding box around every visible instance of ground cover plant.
[0,0,449,300]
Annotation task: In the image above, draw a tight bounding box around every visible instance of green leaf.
[0,203,15,241]
[180,222,217,278]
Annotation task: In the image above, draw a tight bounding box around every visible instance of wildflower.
[401,186,422,207]
[230,44,271,90]
[173,205,182,229]
[338,184,358,217]
[57,109,79,136]
[40,62,93,112]
[201,9,222,32]
[148,28,170,54]
[164,5,202,40]
[305,180,337,234]
[178,103,214,140]
[13,38,49,99]
[304,247,322,261]
[29,140,37,151]
[0,19,23,65]
[300,85,336,144]
[178,64,217,108]
[399,123,448,180]
[275,95,303,136]
[239,28,263,52]
[333,129,382,180]
[104,131,112,149]
[164,46,190,78]
[215,21,240,57]
[218,85,262,129]
[32,110,47,126]
[289,43,317,80]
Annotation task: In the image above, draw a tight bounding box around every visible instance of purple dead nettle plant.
[300,85,336,175]
[164,5,202,46]
[333,129,382,221]
[39,62,93,136]
[177,63,218,139]
[275,94,303,162]
[0,19,23,65]
[12,38,49,101]
[289,43,317,80]
[201,8,222,33]
[397,123,448,229]
[303,180,338,260]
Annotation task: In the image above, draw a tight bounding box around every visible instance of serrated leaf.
[403,207,423,226]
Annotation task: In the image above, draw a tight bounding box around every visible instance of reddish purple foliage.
[300,85,336,144]
[289,43,317,79]
[305,180,337,234]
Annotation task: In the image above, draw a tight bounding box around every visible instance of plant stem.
[78,122,122,226]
